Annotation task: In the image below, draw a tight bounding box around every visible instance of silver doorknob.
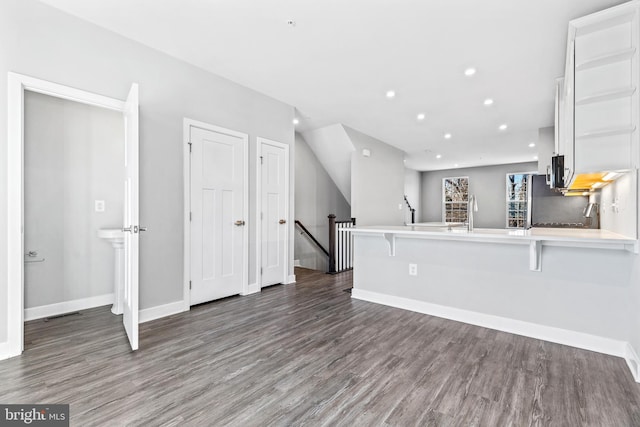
[123,226,133,233]
[235,220,245,226]
[279,219,287,224]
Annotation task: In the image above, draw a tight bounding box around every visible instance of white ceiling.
[39,0,627,171]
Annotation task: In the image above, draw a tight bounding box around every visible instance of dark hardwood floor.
[1,268,639,426]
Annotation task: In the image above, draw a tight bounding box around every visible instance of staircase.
[295,215,356,274]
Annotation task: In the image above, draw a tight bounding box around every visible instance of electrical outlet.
[409,263,417,276]
[95,200,105,212]
[612,197,620,213]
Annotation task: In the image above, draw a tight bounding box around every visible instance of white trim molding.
[256,137,291,289]
[139,301,186,324]
[24,294,115,322]
[0,342,18,361]
[352,288,639,382]
[182,119,192,312]
[241,283,261,296]
[626,342,640,382]
[286,274,296,284]
[6,72,130,357]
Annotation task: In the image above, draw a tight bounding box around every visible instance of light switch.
[95,200,105,212]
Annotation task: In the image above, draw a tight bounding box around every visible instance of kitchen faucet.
[467,194,478,231]
[583,202,600,229]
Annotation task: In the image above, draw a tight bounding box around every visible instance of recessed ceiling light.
[533,155,538,160]
[454,163,459,167]
[386,90,396,98]
[444,133,452,139]
[528,142,536,148]
[464,68,476,76]
[292,118,299,125]
[499,124,507,131]
[436,154,442,159]
[417,113,425,121]
[484,98,494,106]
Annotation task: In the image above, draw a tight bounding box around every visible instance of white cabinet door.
[537,127,555,176]
[564,40,576,187]
[570,3,639,175]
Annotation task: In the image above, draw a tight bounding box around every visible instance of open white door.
[123,84,140,350]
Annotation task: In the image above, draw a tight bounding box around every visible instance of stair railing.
[328,215,356,274]
[404,195,416,224]
[294,220,329,257]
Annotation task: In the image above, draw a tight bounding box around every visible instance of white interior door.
[123,83,139,351]
[190,124,247,305]
[260,140,288,287]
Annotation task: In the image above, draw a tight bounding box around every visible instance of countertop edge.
[346,226,637,246]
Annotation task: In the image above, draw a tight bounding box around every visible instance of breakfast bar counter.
[349,225,637,271]
[348,224,640,381]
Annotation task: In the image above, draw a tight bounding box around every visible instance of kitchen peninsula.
[350,223,640,381]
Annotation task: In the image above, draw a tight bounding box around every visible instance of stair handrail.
[404,195,416,224]
[294,220,329,257]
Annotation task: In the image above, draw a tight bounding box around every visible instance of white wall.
[24,91,123,308]
[294,133,350,270]
[301,124,354,204]
[0,0,294,346]
[599,171,638,239]
[346,126,405,226]
[600,171,640,371]
[404,168,421,223]
[421,162,537,228]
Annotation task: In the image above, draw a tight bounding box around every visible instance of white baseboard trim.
[0,341,21,361]
[286,274,296,284]
[24,293,114,322]
[241,283,260,296]
[352,288,636,379]
[139,301,186,324]
[625,342,640,382]
[294,259,301,267]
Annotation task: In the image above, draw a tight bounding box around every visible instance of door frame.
[256,137,290,289]
[6,72,129,358]
[182,118,249,310]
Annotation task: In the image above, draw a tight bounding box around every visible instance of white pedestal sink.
[98,228,124,315]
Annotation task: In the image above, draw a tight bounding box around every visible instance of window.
[443,176,469,223]
[506,173,530,228]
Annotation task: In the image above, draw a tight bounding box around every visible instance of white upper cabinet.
[537,126,555,176]
[567,1,640,176]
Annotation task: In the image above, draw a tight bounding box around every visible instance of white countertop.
[348,225,638,271]
[349,225,636,245]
